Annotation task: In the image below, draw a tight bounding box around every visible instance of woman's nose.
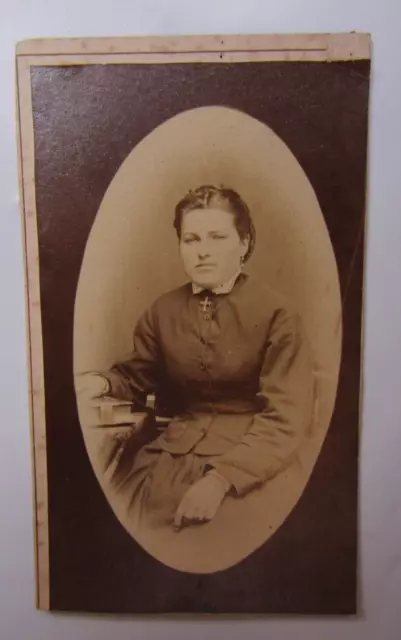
[197,243,211,259]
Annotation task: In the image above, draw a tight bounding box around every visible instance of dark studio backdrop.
[30,59,370,614]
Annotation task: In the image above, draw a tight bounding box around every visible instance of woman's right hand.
[75,373,110,399]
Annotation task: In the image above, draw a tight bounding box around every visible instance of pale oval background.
[74,106,342,573]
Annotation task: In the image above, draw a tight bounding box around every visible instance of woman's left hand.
[173,472,230,530]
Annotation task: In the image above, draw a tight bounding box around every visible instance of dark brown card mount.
[16,33,370,614]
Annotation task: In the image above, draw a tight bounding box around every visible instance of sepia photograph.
[16,33,370,614]
[74,105,341,574]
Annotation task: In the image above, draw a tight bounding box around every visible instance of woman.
[77,185,314,532]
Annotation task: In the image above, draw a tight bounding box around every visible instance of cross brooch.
[199,296,213,313]
[199,295,214,320]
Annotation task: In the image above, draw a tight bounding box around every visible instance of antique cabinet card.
[16,33,371,614]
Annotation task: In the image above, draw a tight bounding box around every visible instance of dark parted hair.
[173,185,256,262]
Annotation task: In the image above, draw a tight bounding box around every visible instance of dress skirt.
[112,442,212,528]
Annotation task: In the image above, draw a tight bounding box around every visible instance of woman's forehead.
[181,208,235,234]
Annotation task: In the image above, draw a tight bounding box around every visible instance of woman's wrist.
[205,468,232,494]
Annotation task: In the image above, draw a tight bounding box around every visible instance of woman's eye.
[212,235,227,240]
[183,237,197,244]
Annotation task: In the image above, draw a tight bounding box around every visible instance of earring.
[240,256,245,269]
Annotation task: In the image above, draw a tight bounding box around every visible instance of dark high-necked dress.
[103,273,314,527]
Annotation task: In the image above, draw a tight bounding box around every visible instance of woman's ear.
[240,236,250,259]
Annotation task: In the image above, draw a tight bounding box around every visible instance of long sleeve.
[103,304,161,407]
[211,308,314,496]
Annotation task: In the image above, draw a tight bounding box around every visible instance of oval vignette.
[74,106,342,573]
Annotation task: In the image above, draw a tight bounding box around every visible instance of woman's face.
[179,207,249,289]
